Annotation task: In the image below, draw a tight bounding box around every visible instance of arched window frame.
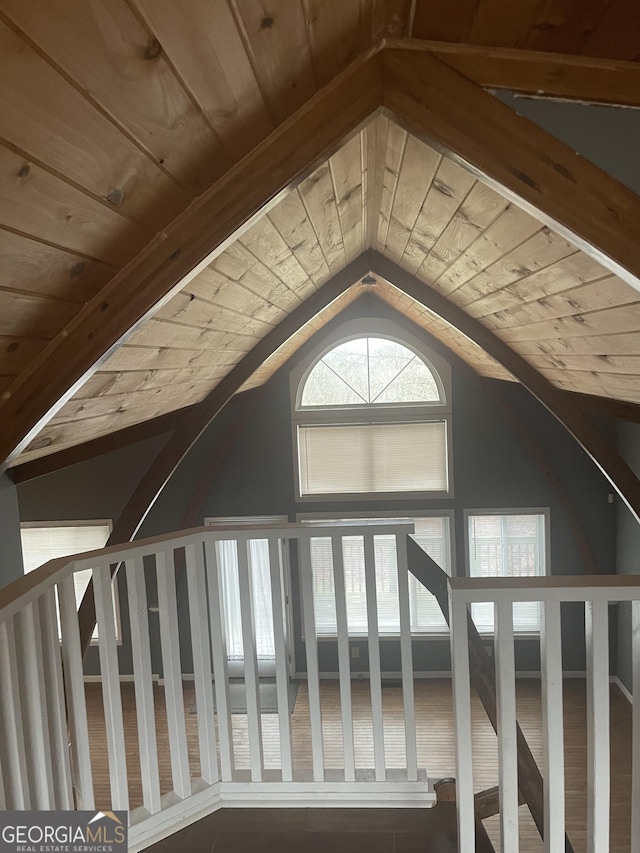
[290,318,453,501]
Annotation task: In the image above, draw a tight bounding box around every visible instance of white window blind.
[20,522,114,641]
[310,516,452,635]
[468,513,546,633]
[298,421,448,495]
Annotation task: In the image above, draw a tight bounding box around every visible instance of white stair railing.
[448,574,640,853]
[0,522,433,851]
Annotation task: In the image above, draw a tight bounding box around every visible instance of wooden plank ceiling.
[1,0,640,464]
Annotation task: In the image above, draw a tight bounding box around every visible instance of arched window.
[291,320,452,499]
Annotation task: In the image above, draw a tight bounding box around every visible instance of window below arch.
[291,320,453,500]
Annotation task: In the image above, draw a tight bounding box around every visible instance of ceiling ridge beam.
[385,37,640,108]
[370,252,640,524]
[0,50,383,473]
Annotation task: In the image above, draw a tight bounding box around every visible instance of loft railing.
[0,522,433,851]
[448,573,640,853]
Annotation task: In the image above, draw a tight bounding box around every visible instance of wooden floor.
[85,678,632,852]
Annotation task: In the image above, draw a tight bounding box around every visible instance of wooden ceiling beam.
[371,253,640,524]
[381,47,640,292]
[0,50,382,474]
[387,38,640,108]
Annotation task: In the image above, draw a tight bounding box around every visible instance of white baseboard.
[611,675,633,704]
[296,670,588,680]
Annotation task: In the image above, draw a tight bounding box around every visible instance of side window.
[466,510,548,633]
[20,520,116,642]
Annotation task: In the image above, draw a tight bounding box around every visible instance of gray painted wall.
[614,423,640,693]
[0,472,24,588]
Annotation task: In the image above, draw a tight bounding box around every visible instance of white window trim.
[297,509,456,639]
[20,519,120,646]
[290,318,454,502]
[463,507,550,637]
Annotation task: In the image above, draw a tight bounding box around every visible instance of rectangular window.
[20,521,116,642]
[297,421,448,496]
[466,511,547,633]
[306,515,453,635]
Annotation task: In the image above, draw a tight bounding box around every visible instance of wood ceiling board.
[411,0,480,43]
[104,345,244,373]
[526,353,640,375]
[0,51,381,471]
[130,0,273,161]
[516,331,640,357]
[451,228,577,308]
[376,120,408,250]
[0,229,116,302]
[483,275,637,330]
[328,133,367,264]
[298,164,349,276]
[432,204,541,297]
[266,192,333,286]
[416,180,510,284]
[0,147,150,265]
[0,0,225,191]
[212,243,309,311]
[47,380,216,427]
[467,0,545,48]
[365,115,388,249]
[126,319,262,352]
[230,0,317,124]
[400,157,475,275]
[383,134,441,264]
[304,0,368,88]
[70,365,231,402]
[382,48,640,292]
[497,302,640,343]
[238,217,318,298]
[0,20,189,227]
[543,371,640,403]
[0,290,80,339]
[466,251,611,318]
[0,337,48,375]
[183,267,287,325]
[153,294,277,337]
[521,0,610,55]
[580,0,640,60]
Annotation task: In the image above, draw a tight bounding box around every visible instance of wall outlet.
[351,646,360,659]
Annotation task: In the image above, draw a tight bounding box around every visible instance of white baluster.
[268,537,293,781]
[364,534,385,781]
[449,594,475,853]
[126,557,161,814]
[332,535,355,781]
[495,600,519,852]
[395,533,417,781]
[237,539,264,781]
[15,600,55,808]
[632,599,640,853]
[94,564,128,811]
[39,588,73,808]
[0,618,30,808]
[541,599,565,853]
[586,599,609,853]
[204,539,234,781]
[59,575,94,810]
[300,537,324,781]
[156,551,191,800]
[185,542,219,785]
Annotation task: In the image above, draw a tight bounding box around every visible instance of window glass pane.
[468,513,546,632]
[300,337,441,407]
[311,517,452,635]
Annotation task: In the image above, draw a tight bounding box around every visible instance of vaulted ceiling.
[2,0,640,470]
